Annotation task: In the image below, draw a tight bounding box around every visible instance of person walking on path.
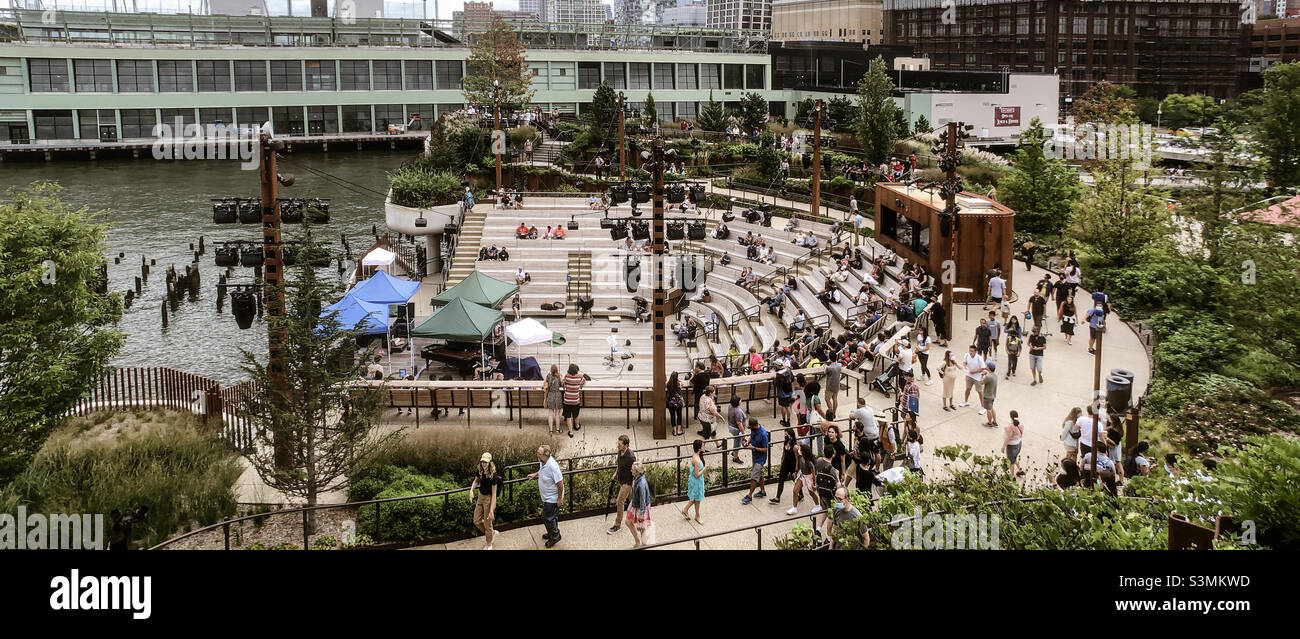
[1005,321,1022,379]
[726,395,748,465]
[667,371,685,436]
[1027,289,1048,334]
[468,452,500,550]
[698,385,725,447]
[1060,407,1082,462]
[607,435,636,535]
[681,439,707,524]
[625,462,652,549]
[769,432,798,505]
[980,362,999,425]
[1027,326,1047,386]
[905,430,923,475]
[527,445,564,548]
[939,350,959,411]
[986,311,1002,359]
[813,445,842,538]
[1060,295,1078,346]
[915,328,934,385]
[562,364,586,437]
[973,318,992,360]
[824,359,843,415]
[544,364,564,435]
[960,345,986,409]
[786,443,817,515]
[1004,411,1024,475]
[1020,238,1036,271]
[741,417,769,504]
[902,371,921,417]
[1086,299,1107,354]
[985,269,1007,311]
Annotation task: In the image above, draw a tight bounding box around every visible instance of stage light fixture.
[231,291,256,329]
[687,221,707,240]
[666,222,685,240]
[214,243,239,267]
[631,221,650,240]
[240,244,264,267]
[667,185,685,203]
[238,199,261,224]
[212,199,238,224]
[610,222,629,240]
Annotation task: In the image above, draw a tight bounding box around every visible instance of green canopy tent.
[429,270,519,309]
[411,297,505,371]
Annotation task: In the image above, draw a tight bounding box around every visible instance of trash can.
[1106,374,1132,413]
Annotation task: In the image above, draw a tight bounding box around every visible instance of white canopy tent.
[362,247,397,266]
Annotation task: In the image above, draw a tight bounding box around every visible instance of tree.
[756,131,780,181]
[855,55,901,165]
[1183,118,1256,266]
[1072,81,1138,125]
[1251,61,1300,188]
[585,82,619,145]
[997,117,1084,237]
[794,97,815,123]
[913,114,932,137]
[239,229,398,530]
[1158,94,1219,130]
[642,93,657,127]
[739,92,769,134]
[0,183,124,483]
[826,95,857,133]
[461,17,534,112]
[1070,161,1173,270]
[696,91,727,132]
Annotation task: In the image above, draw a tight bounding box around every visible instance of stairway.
[446,206,488,286]
[565,250,592,319]
[534,139,569,165]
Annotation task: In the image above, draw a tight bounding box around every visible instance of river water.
[0,151,412,383]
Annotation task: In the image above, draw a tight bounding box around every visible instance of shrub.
[272,542,301,550]
[311,535,339,550]
[1151,314,1238,380]
[342,533,375,549]
[388,164,461,208]
[775,522,818,549]
[1207,436,1300,549]
[354,427,551,488]
[5,409,241,548]
[244,542,267,550]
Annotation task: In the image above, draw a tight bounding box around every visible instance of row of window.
[27,58,769,94]
[24,102,717,139]
[901,2,1233,19]
[27,59,465,93]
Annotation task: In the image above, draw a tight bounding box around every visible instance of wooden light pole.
[1090,312,1106,488]
[493,80,503,196]
[811,99,823,227]
[258,130,290,469]
[651,138,667,440]
[618,90,627,181]
[941,120,960,340]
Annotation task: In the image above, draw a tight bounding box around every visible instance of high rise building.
[519,0,549,22]
[547,0,608,23]
[771,0,882,44]
[662,0,708,26]
[882,0,1251,102]
[706,0,772,31]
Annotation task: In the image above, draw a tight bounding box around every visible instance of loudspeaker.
[240,244,264,267]
[689,184,706,203]
[214,243,239,267]
[238,199,261,224]
[280,198,304,223]
[231,291,256,329]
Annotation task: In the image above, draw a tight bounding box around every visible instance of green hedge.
[388,161,461,209]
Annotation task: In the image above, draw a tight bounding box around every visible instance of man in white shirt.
[960,345,986,408]
[896,340,915,387]
[986,270,1007,309]
[1076,404,1097,454]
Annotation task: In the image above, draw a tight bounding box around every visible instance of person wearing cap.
[895,338,915,389]
[1027,326,1047,386]
[980,361,999,426]
[468,452,500,549]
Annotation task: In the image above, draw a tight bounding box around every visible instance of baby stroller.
[871,361,898,395]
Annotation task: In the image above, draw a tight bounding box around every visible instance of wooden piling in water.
[161,302,168,328]
[199,236,205,255]
[135,276,142,294]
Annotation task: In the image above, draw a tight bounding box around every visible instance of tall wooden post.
[941,120,960,339]
[260,132,290,469]
[811,99,822,224]
[618,91,627,181]
[652,138,667,440]
[493,83,503,196]
[1090,313,1106,488]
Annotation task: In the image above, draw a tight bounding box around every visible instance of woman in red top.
[562,363,587,437]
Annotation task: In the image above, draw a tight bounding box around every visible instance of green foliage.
[756,131,781,181]
[244,542,266,550]
[1158,94,1220,130]
[461,17,534,111]
[388,163,462,208]
[311,535,339,550]
[643,93,657,126]
[1250,61,1300,187]
[4,409,242,548]
[1151,316,1238,380]
[272,542,301,550]
[0,183,124,482]
[774,522,818,550]
[998,118,1084,237]
[855,56,900,165]
[826,96,857,132]
[794,97,814,123]
[697,91,727,133]
[1073,81,1138,125]
[585,83,619,144]
[1070,161,1172,271]
[354,466,471,541]
[912,114,931,136]
[739,92,769,133]
[355,427,546,486]
[1208,436,1300,549]
[1089,257,1218,318]
[341,533,374,549]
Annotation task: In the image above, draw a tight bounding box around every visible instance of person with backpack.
[1005,329,1022,378]
[1124,440,1152,478]
[1003,411,1024,476]
[726,395,748,466]
[768,431,798,505]
[774,366,795,428]
[813,445,842,540]
[468,452,501,550]
[785,444,817,515]
[880,416,901,471]
[740,417,769,505]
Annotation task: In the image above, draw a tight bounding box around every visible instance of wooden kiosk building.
[873,182,1015,303]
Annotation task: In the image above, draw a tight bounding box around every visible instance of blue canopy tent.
[350,270,421,305]
[321,293,389,335]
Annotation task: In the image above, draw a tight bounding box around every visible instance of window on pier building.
[33,109,75,139]
[119,108,156,138]
[158,60,194,92]
[406,60,433,91]
[700,64,721,90]
[677,64,697,90]
[73,59,113,92]
[304,60,337,91]
[655,63,675,90]
[373,61,402,90]
[435,60,462,90]
[116,60,155,93]
[629,63,650,90]
[270,60,303,92]
[340,61,370,90]
[577,62,601,90]
[197,61,232,92]
[29,59,69,92]
[234,61,268,92]
[342,105,372,132]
